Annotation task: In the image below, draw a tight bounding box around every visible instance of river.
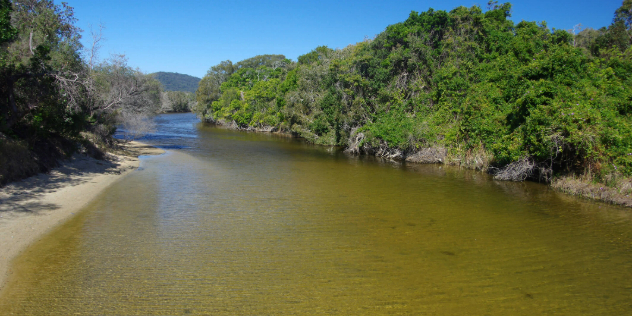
[1,113,631,315]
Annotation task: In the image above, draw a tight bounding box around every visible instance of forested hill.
[152,72,201,93]
[194,1,632,190]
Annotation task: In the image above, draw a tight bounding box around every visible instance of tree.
[574,27,600,51]
[161,90,194,112]
[9,0,81,61]
[590,0,632,55]
[615,0,632,31]
[234,54,285,69]
[0,0,166,184]
[0,0,86,135]
[195,60,234,119]
[91,54,162,116]
[298,46,332,65]
[86,23,105,71]
[118,111,156,141]
[0,0,17,47]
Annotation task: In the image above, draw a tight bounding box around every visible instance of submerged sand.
[0,141,164,291]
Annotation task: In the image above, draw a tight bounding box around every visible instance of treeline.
[0,0,163,184]
[195,1,632,184]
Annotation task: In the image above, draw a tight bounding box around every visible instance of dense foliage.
[0,0,163,184]
[152,71,200,93]
[196,2,632,182]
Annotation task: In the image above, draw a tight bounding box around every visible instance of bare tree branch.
[87,23,105,71]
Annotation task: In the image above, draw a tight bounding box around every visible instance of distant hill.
[152,72,201,93]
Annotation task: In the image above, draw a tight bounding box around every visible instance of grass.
[552,173,632,207]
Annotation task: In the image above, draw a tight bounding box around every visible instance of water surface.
[1,113,631,315]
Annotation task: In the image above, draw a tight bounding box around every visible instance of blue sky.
[62,0,625,78]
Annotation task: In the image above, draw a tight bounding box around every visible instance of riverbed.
[1,113,630,315]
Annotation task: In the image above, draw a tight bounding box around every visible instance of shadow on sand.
[0,154,127,216]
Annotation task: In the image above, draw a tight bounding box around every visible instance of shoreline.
[202,119,632,208]
[205,119,632,208]
[552,176,632,208]
[0,141,164,291]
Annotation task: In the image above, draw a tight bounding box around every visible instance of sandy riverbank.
[0,141,164,291]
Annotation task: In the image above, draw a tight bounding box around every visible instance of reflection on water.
[1,113,632,315]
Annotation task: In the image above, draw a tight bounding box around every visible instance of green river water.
[0,113,631,315]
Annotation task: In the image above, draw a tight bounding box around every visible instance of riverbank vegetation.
[160,90,196,113]
[0,0,163,185]
[195,1,632,205]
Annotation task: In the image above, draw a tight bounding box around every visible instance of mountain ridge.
[152,72,201,93]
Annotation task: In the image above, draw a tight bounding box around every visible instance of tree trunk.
[29,30,34,55]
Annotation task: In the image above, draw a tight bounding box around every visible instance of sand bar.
[0,141,164,290]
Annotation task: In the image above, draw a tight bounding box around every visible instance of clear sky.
[60,0,625,78]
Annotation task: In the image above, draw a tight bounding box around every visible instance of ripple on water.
[1,113,632,315]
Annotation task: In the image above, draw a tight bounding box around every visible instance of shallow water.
[1,113,631,315]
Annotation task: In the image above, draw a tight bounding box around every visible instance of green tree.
[161,90,194,112]
[195,60,234,120]
[234,54,285,69]
[590,0,632,55]
[615,0,632,30]
[297,46,332,65]
[0,0,85,136]
[0,0,17,46]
